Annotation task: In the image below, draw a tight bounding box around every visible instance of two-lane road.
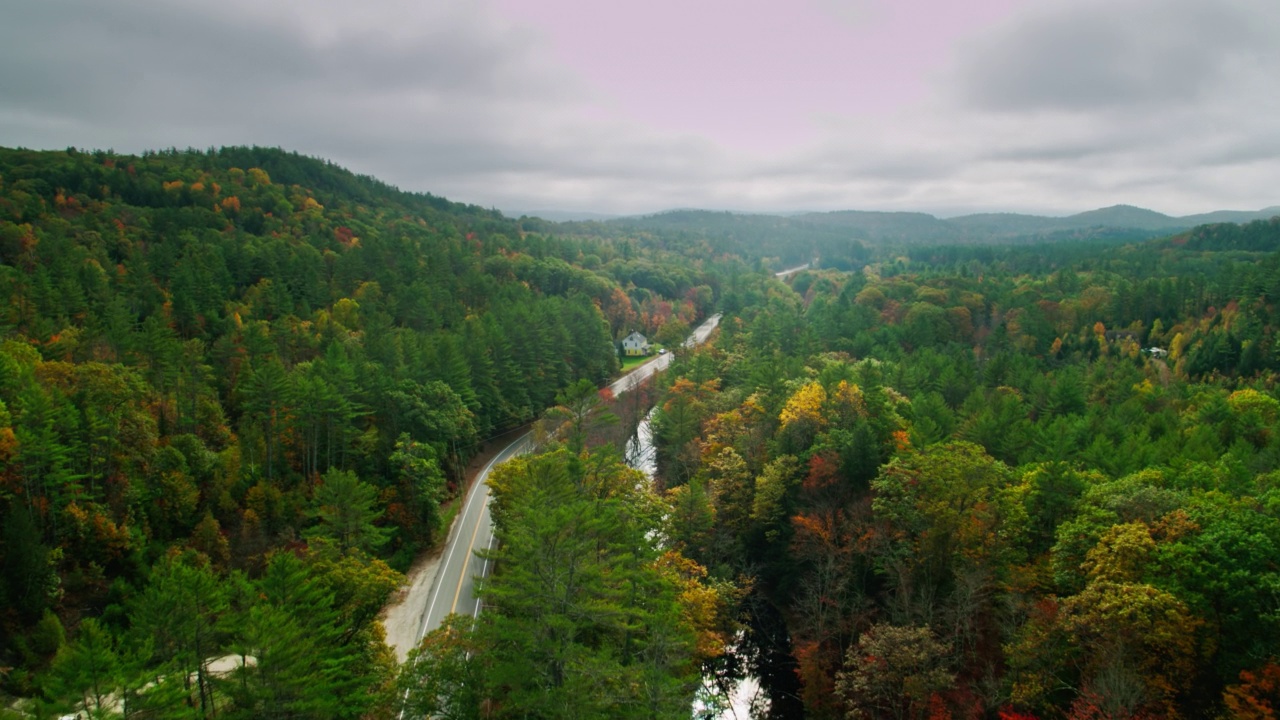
[406,313,722,647]
[410,432,532,639]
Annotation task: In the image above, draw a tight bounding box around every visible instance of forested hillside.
[0,146,720,716]
[642,223,1280,718]
[6,143,1280,720]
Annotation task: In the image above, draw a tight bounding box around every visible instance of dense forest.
[0,146,723,717]
[640,216,1280,718]
[4,144,1280,719]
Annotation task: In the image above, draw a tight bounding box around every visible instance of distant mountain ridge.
[795,203,1280,241]
[573,203,1280,248]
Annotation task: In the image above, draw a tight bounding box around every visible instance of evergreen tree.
[50,618,119,718]
[306,468,392,554]
[130,554,229,716]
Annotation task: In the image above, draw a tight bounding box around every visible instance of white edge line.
[399,442,512,720]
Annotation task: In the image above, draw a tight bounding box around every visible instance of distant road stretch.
[609,313,721,396]
[407,313,723,646]
[774,262,810,279]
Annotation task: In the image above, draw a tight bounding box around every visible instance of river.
[625,409,769,719]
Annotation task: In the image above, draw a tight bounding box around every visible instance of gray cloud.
[0,0,746,212]
[0,0,598,183]
[1,0,1278,216]
[951,0,1278,113]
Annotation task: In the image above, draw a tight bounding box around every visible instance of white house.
[1145,347,1168,359]
[621,331,650,357]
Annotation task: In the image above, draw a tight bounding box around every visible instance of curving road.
[406,314,722,646]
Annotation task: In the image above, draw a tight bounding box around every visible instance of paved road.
[407,313,723,646]
[608,313,721,396]
[775,262,811,279]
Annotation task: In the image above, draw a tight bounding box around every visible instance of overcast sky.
[1,0,1278,216]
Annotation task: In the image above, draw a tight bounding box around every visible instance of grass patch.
[435,495,462,548]
[618,351,662,373]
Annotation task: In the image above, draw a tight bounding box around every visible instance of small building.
[1145,347,1168,359]
[621,331,651,357]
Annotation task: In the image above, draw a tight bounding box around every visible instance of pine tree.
[50,618,119,717]
[389,433,447,542]
[130,554,229,716]
[306,468,392,554]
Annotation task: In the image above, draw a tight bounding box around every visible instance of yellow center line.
[450,499,487,614]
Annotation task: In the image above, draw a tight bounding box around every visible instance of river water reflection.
[625,409,775,718]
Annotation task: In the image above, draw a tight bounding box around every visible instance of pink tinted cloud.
[496,0,1025,152]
